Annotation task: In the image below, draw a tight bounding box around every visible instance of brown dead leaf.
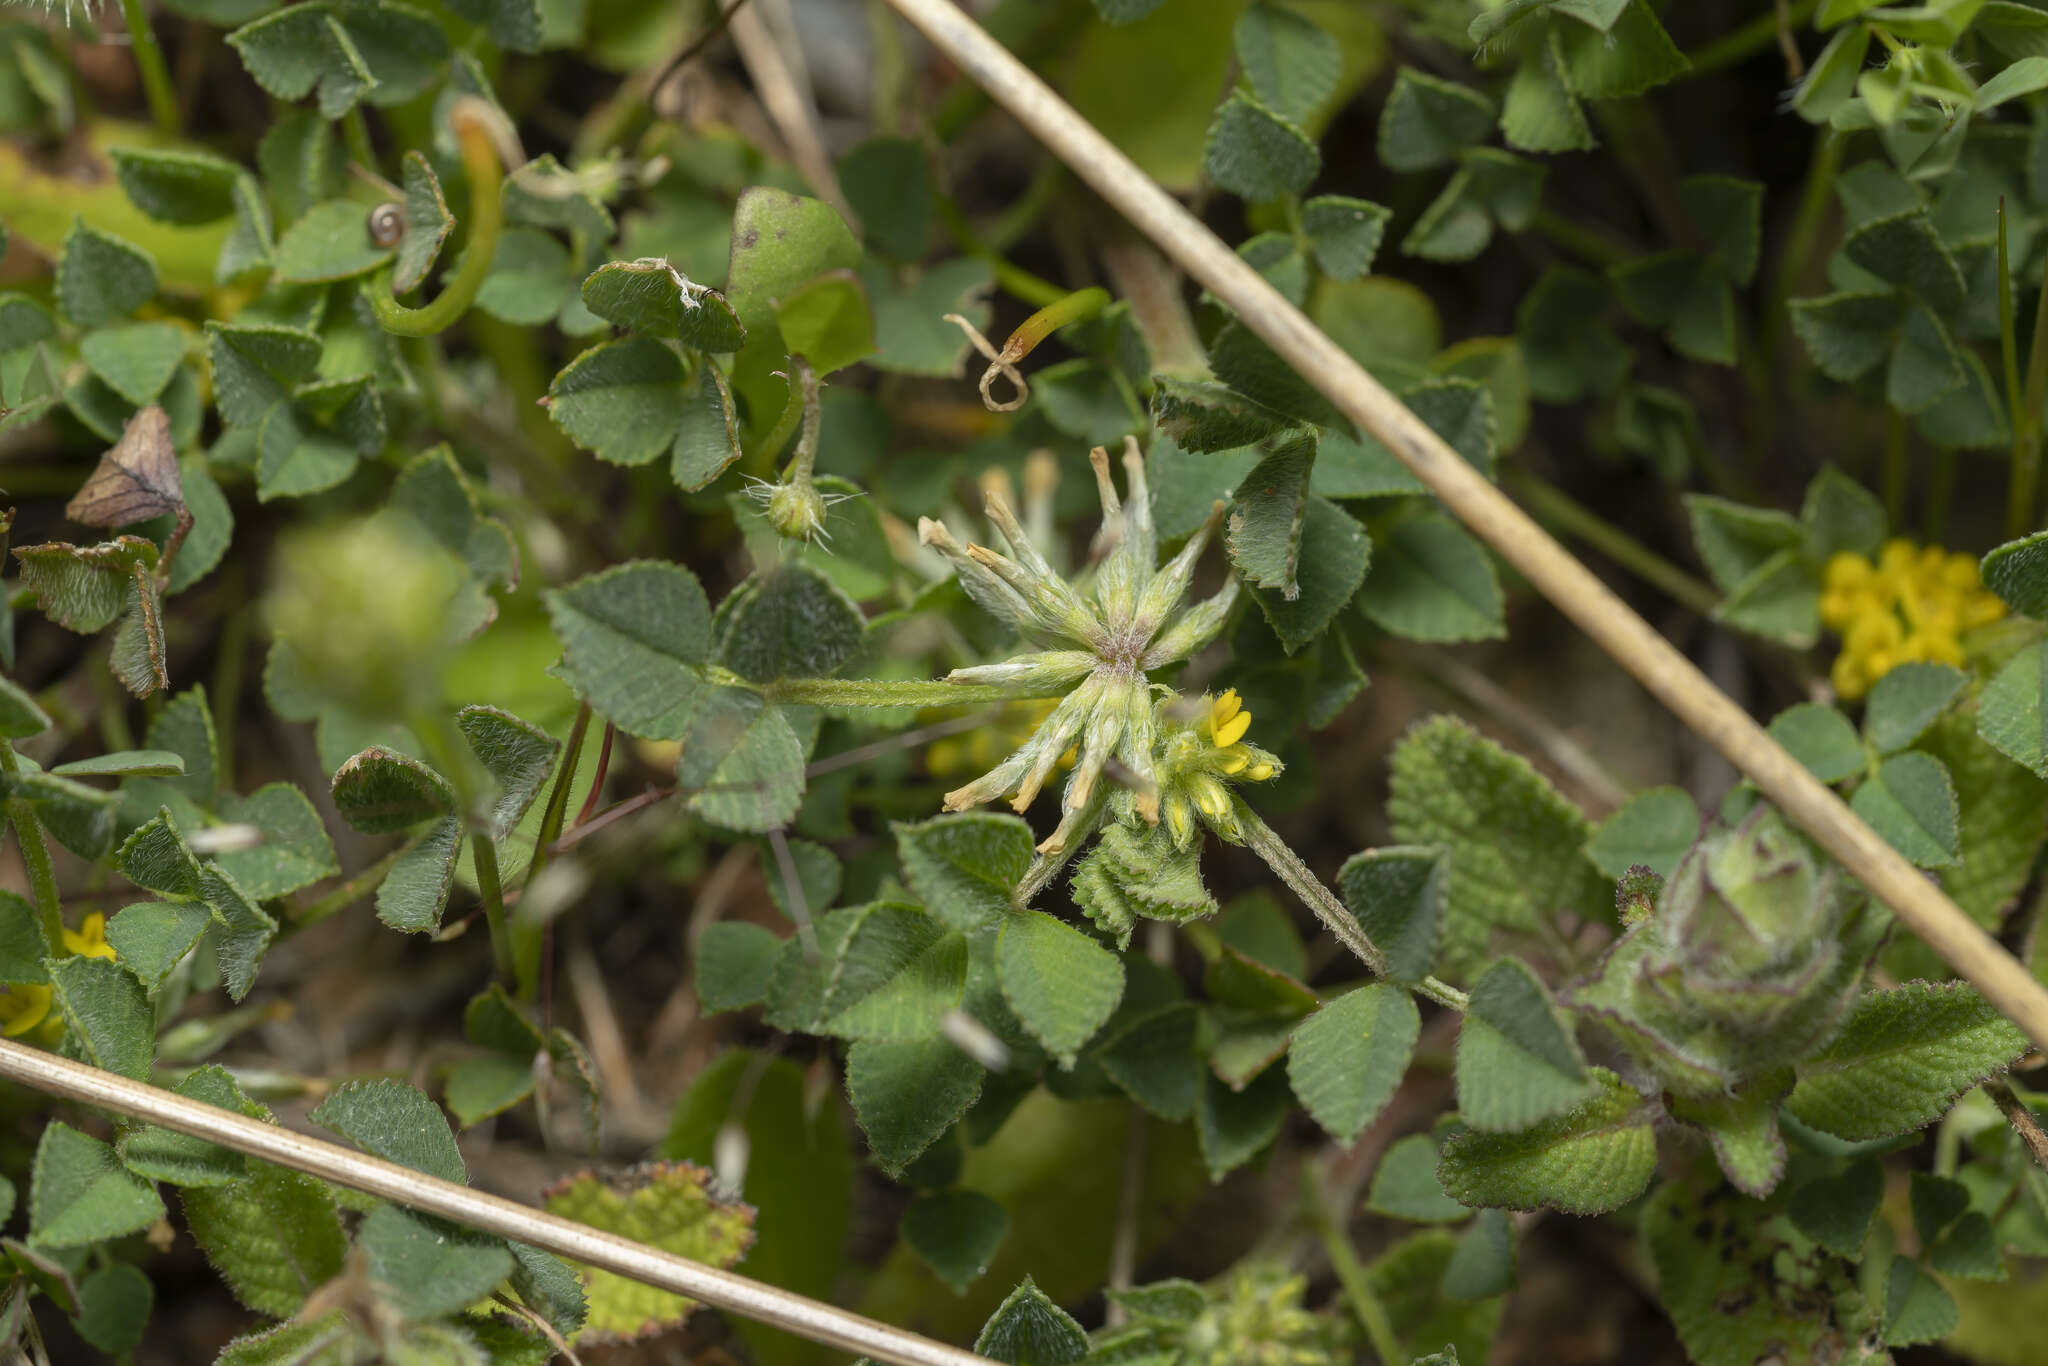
[65,404,183,529]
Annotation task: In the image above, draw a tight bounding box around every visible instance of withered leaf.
[66,405,184,529]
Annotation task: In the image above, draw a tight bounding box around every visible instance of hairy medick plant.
[918,436,1237,856]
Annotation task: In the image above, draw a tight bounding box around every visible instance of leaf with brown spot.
[66,406,184,530]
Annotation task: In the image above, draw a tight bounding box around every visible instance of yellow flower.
[1208,690,1252,748]
[0,984,51,1038]
[62,912,116,962]
[1820,541,2006,699]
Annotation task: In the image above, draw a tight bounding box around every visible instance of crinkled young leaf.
[1786,983,2028,1140]
[195,863,277,1002]
[119,807,203,900]
[1388,716,1605,977]
[1288,984,1419,1144]
[310,1078,467,1184]
[16,536,158,634]
[30,1123,164,1248]
[392,151,452,295]
[1439,1068,1653,1215]
[581,258,745,351]
[330,746,455,835]
[1455,958,1590,1132]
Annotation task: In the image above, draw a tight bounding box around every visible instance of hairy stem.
[1303,1164,1406,1365]
[523,703,591,897]
[294,837,424,927]
[759,675,1063,708]
[1231,799,1469,1011]
[1987,1081,2048,1174]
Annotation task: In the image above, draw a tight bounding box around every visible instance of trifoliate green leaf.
[1585,787,1699,879]
[105,900,215,994]
[1864,662,1968,754]
[821,901,968,1041]
[847,1036,984,1174]
[1378,67,1496,172]
[1456,959,1590,1132]
[71,1262,151,1354]
[1786,1158,1882,1257]
[1768,702,1866,783]
[118,1065,262,1188]
[997,909,1124,1066]
[1095,1002,1201,1122]
[1288,984,1419,1144]
[56,219,157,330]
[1204,91,1319,201]
[580,259,745,351]
[359,1203,515,1320]
[309,1078,467,1184]
[1227,431,1315,596]
[544,561,713,740]
[1338,846,1446,983]
[273,200,391,284]
[1850,750,1958,867]
[1246,495,1370,652]
[1357,513,1505,643]
[31,1123,164,1248]
[903,1189,1009,1295]
[212,783,337,899]
[1234,3,1340,121]
[1196,1067,1291,1181]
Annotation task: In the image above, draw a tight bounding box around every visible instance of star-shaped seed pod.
[918,437,1238,854]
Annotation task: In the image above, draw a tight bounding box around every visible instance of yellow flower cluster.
[1819,541,2006,699]
[1156,691,1282,848]
[0,913,116,1040]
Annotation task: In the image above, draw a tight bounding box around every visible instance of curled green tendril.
[366,100,506,338]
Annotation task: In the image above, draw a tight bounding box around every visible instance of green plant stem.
[1767,128,1843,350]
[1303,1165,1405,1365]
[1230,797,1468,1011]
[293,838,422,927]
[368,102,504,337]
[1882,407,1909,530]
[1505,468,1721,614]
[2000,200,2034,541]
[2015,229,2048,536]
[754,674,1064,708]
[1925,443,1957,544]
[1529,209,1631,268]
[117,0,180,135]
[1005,286,1109,357]
[470,832,518,989]
[342,107,377,172]
[522,703,591,899]
[935,198,1068,309]
[1683,0,1819,77]
[0,743,65,954]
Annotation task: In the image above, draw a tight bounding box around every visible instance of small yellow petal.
[1213,709,1252,748]
[1219,750,1249,775]
[0,984,50,1038]
[1246,763,1275,782]
[1210,690,1242,729]
[1824,552,1874,594]
[1831,650,1865,701]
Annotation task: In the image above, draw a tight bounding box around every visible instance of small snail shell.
[367,203,406,248]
